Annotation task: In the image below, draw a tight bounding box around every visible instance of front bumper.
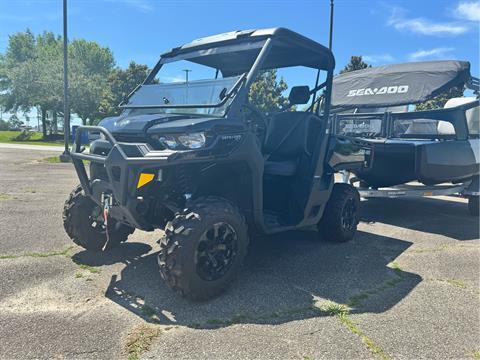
[71,126,183,230]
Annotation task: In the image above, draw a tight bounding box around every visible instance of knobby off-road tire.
[318,183,360,243]
[158,197,249,301]
[63,185,134,251]
[468,196,479,216]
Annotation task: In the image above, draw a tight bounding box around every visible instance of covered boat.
[331,60,479,188]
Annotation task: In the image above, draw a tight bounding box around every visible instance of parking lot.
[0,146,478,359]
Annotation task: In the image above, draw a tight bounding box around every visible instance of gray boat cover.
[332,60,471,109]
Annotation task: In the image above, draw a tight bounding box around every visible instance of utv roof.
[331,60,479,109]
[159,28,335,76]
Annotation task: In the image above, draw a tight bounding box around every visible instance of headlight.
[158,135,180,149]
[158,132,206,150]
[177,133,206,149]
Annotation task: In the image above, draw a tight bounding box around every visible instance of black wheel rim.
[195,222,238,281]
[341,198,357,232]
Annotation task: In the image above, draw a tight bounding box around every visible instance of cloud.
[105,0,154,12]
[363,54,395,64]
[408,47,455,61]
[161,75,187,83]
[455,1,480,21]
[0,14,35,22]
[388,6,469,36]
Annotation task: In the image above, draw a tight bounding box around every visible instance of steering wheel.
[242,103,268,146]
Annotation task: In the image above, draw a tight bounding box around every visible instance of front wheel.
[158,197,249,301]
[318,183,360,242]
[63,185,134,251]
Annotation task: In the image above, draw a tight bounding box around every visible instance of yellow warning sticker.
[137,173,155,188]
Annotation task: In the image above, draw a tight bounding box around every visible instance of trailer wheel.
[318,183,360,242]
[468,196,479,216]
[158,197,249,301]
[63,185,134,251]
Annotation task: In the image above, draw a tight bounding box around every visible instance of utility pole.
[182,69,192,83]
[311,0,334,114]
[182,69,192,103]
[329,0,334,50]
[60,0,71,162]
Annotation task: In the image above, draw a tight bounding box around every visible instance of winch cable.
[102,199,111,251]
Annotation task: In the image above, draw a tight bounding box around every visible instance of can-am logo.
[347,85,409,97]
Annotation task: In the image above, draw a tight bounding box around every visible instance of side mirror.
[288,86,310,105]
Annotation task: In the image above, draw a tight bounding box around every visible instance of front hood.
[98,113,187,134]
[98,112,244,137]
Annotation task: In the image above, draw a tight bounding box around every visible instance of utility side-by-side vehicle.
[63,28,372,300]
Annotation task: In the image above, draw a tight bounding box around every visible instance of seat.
[263,112,312,176]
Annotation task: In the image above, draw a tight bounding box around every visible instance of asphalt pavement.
[0,147,478,359]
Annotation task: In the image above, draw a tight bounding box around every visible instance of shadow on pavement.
[81,229,421,328]
[72,242,152,267]
[361,196,479,241]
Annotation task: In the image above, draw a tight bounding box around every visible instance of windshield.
[126,76,241,117]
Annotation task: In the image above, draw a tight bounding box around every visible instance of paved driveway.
[0,148,478,359]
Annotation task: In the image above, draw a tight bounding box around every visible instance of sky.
[0,0,479,124]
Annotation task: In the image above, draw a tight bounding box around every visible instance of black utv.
[64,28,372,300]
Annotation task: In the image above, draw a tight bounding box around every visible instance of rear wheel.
[318,183,360,242]
[468,196,479,216]
[63,185,134,251]
[158,197,249,301]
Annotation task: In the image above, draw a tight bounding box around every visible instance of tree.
[415,86,464,110]
[0,30,63,137]
[34,32,64,135]
[8,113,22,129]
[98,61,151,119]
[340,56,371,74]
[0,30,37,112]
[0,30,116,129]
[69,39,115,125]
[0,119,8,130]
[248,69,289,114]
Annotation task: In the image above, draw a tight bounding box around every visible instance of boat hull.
[354,139,479,187]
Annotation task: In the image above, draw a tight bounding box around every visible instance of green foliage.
[41,156,60,163]
[0,119,9,130]
[416,86,464,110]
[0,193,11,201]
[248,69,289,114]
[0,30,115,128]
[8,114,22,129]
[0,30,38,111]
[0,130,62,146]
[78,263,101,273]
[69,39,115,125]
[12,129,32,141]
[318,300,350,316]
[124,324,161,360]
[340,56,371,74]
